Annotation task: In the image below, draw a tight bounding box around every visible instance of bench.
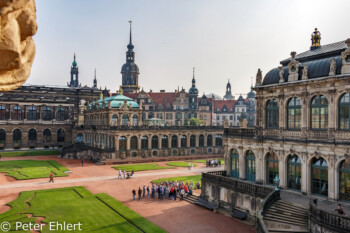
[232,209,247,220]
[196,199,218,210]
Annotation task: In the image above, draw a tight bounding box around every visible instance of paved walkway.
[0,156,255,233]
[281,190,350,215]
[0,167,223,189]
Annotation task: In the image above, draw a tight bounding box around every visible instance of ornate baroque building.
[204,30,350,202]
[0,55,106,150]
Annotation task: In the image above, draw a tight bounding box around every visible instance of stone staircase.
[264,200,309,233]
[183,194,200,204]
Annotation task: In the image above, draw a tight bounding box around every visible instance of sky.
[28,0,350,98]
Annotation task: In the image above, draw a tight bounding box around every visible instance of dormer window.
[291,66,296,72]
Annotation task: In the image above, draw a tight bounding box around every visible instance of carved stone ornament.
[255,68,262,86]
[329,58,336,76]
[0,0,38,91]
[314,151,320,160]
[278,66,284,83]
[288,51,300,82]
[302,64,308,80]
[341,38,350,74]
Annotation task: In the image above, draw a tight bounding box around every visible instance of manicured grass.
[0,150,60,157]
[166,161,197,167]
[112,163,175,172]
[187,159,225,165]
[0,160,69,180]
[152,175,202,186]
[0,186,165,233]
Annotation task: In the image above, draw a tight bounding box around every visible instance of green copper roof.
[72,54,77,67]
[91,94,139,109]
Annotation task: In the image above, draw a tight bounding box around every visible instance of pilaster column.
[279,158,286,188]
[148,134,152,149]
[328,162,336,200]
[126,135,130,150]
[255,148,263,183]
[239,147,246,179]
[115,135,119,151]
[158,135,162,149]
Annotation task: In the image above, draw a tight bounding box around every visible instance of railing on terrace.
[224,127,256,138]
[309,202,350,233]
[202,171,273,199]
[61,143,115,155]
[77,125,223,131]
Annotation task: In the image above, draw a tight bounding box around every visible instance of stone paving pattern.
[0,156,255,233]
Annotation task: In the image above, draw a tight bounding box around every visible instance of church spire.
[93,68,97,88]
[192,67,196,87]
[127,20,134,51]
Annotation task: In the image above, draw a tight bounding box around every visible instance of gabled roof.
[214,100,236,113]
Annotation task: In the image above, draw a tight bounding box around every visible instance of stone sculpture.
[0,0,37,91]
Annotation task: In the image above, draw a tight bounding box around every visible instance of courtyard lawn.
[152,175,202,186]
[0,160,70,180]
[0,186,165,233]
[166,161,197,167]
[0,150,60,157]
[112,163,175,172]
[188,159,225,165]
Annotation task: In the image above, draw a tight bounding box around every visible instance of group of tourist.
[206,159,222,167]
[132,180,201,201]
[117,169,134,179]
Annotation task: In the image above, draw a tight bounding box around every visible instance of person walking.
[131,170,134,177]
[147,186,150,199]
[143,185,146,198]
[81,160,84,167]
[123,170,126,179]
[188,163,191,170]
[335,204,346,215]
[49,172,54,183]
[138,187,142,200]
[118,170,122,179]
[132,189,136,200]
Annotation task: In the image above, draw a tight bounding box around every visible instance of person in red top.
[49,172,54,183]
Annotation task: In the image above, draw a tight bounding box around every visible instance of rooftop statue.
[0,0,37,91]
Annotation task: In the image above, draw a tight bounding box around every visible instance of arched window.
[162,136,168,149]
[119,136,126,151]
[190,135,196,147]
[141,136,148,150]
[339,93,350,130]
[311,157,328,196]
[339,159,350,202]
[215,134,222,146]
[287,97,301,129]
[207,134,213,147]
[181,135,187,148]
[43,129,51,143]
[77,133,83,143]
[311,95,328,129]
[230,148,239,178]
[171,135,178,148]
[132,115,138,126]
[28,129,37,142]
[266,99,279,129]
[287,154,301,191]
[0,129,6,144]
[266,152,279,185]
[57,129,65,142]
[56,107,65,121]
[151,136,158,149]
[199,135,204,147]
[0,105,6,120]
[28,106,37,121]
[122,114,129,126]
[12,106,22,120]
[112,114,118,126]
[130,136,138,150]
[43,106,52,121]
[13,129,22,143]
[245,150,255,182]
